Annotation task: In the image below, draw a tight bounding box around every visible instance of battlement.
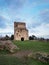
[14,22,26,28]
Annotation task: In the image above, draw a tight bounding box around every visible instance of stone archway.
[21,37,24,41]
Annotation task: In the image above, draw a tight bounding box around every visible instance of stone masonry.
[14,22,28,41]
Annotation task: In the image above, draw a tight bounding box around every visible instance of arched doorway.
[21,37,24,41]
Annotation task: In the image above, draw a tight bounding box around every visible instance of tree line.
[0,35,14,40]
[0,35,49,41]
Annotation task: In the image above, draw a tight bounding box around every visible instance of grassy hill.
[0,40,49,65]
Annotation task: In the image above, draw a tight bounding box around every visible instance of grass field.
[14,40,49,53]
[0,40,49,65]
[0,55,49,65]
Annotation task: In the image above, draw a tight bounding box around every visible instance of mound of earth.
[0,40,19,53]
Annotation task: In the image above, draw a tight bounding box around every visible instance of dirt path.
[0,50,32,58]
[12,50,32,58]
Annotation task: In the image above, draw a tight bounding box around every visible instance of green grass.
[0,55,49,65]
[13,40,49,53]
[0,40,49,65]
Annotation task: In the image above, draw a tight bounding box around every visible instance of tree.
[5,35,10,40]
[46,39,49,42]
[39,37,45,41]
[32,35,37,40]
[29,35,37,40]
[11,35,14,40]
[29,36,32,40]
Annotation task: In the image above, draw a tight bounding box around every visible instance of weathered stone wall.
[14,22,29,40]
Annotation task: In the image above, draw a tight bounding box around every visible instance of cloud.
[0,14,13,36]
[28,9,49,38]
[0,23,14,36]
[0,0,49,38]
[40,9,49,23]
[0,0,26,9]
[0,15,14,36]
[0,15,7,28]
[31,0,49,3]
[29,23,49,38]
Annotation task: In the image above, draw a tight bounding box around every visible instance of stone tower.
[14,22,28,41]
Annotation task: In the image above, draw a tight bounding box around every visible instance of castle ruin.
[14,22,28,41]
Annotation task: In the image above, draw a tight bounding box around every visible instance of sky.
[0,0,49,38]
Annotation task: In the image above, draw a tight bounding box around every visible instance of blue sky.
[0,0,49,38]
